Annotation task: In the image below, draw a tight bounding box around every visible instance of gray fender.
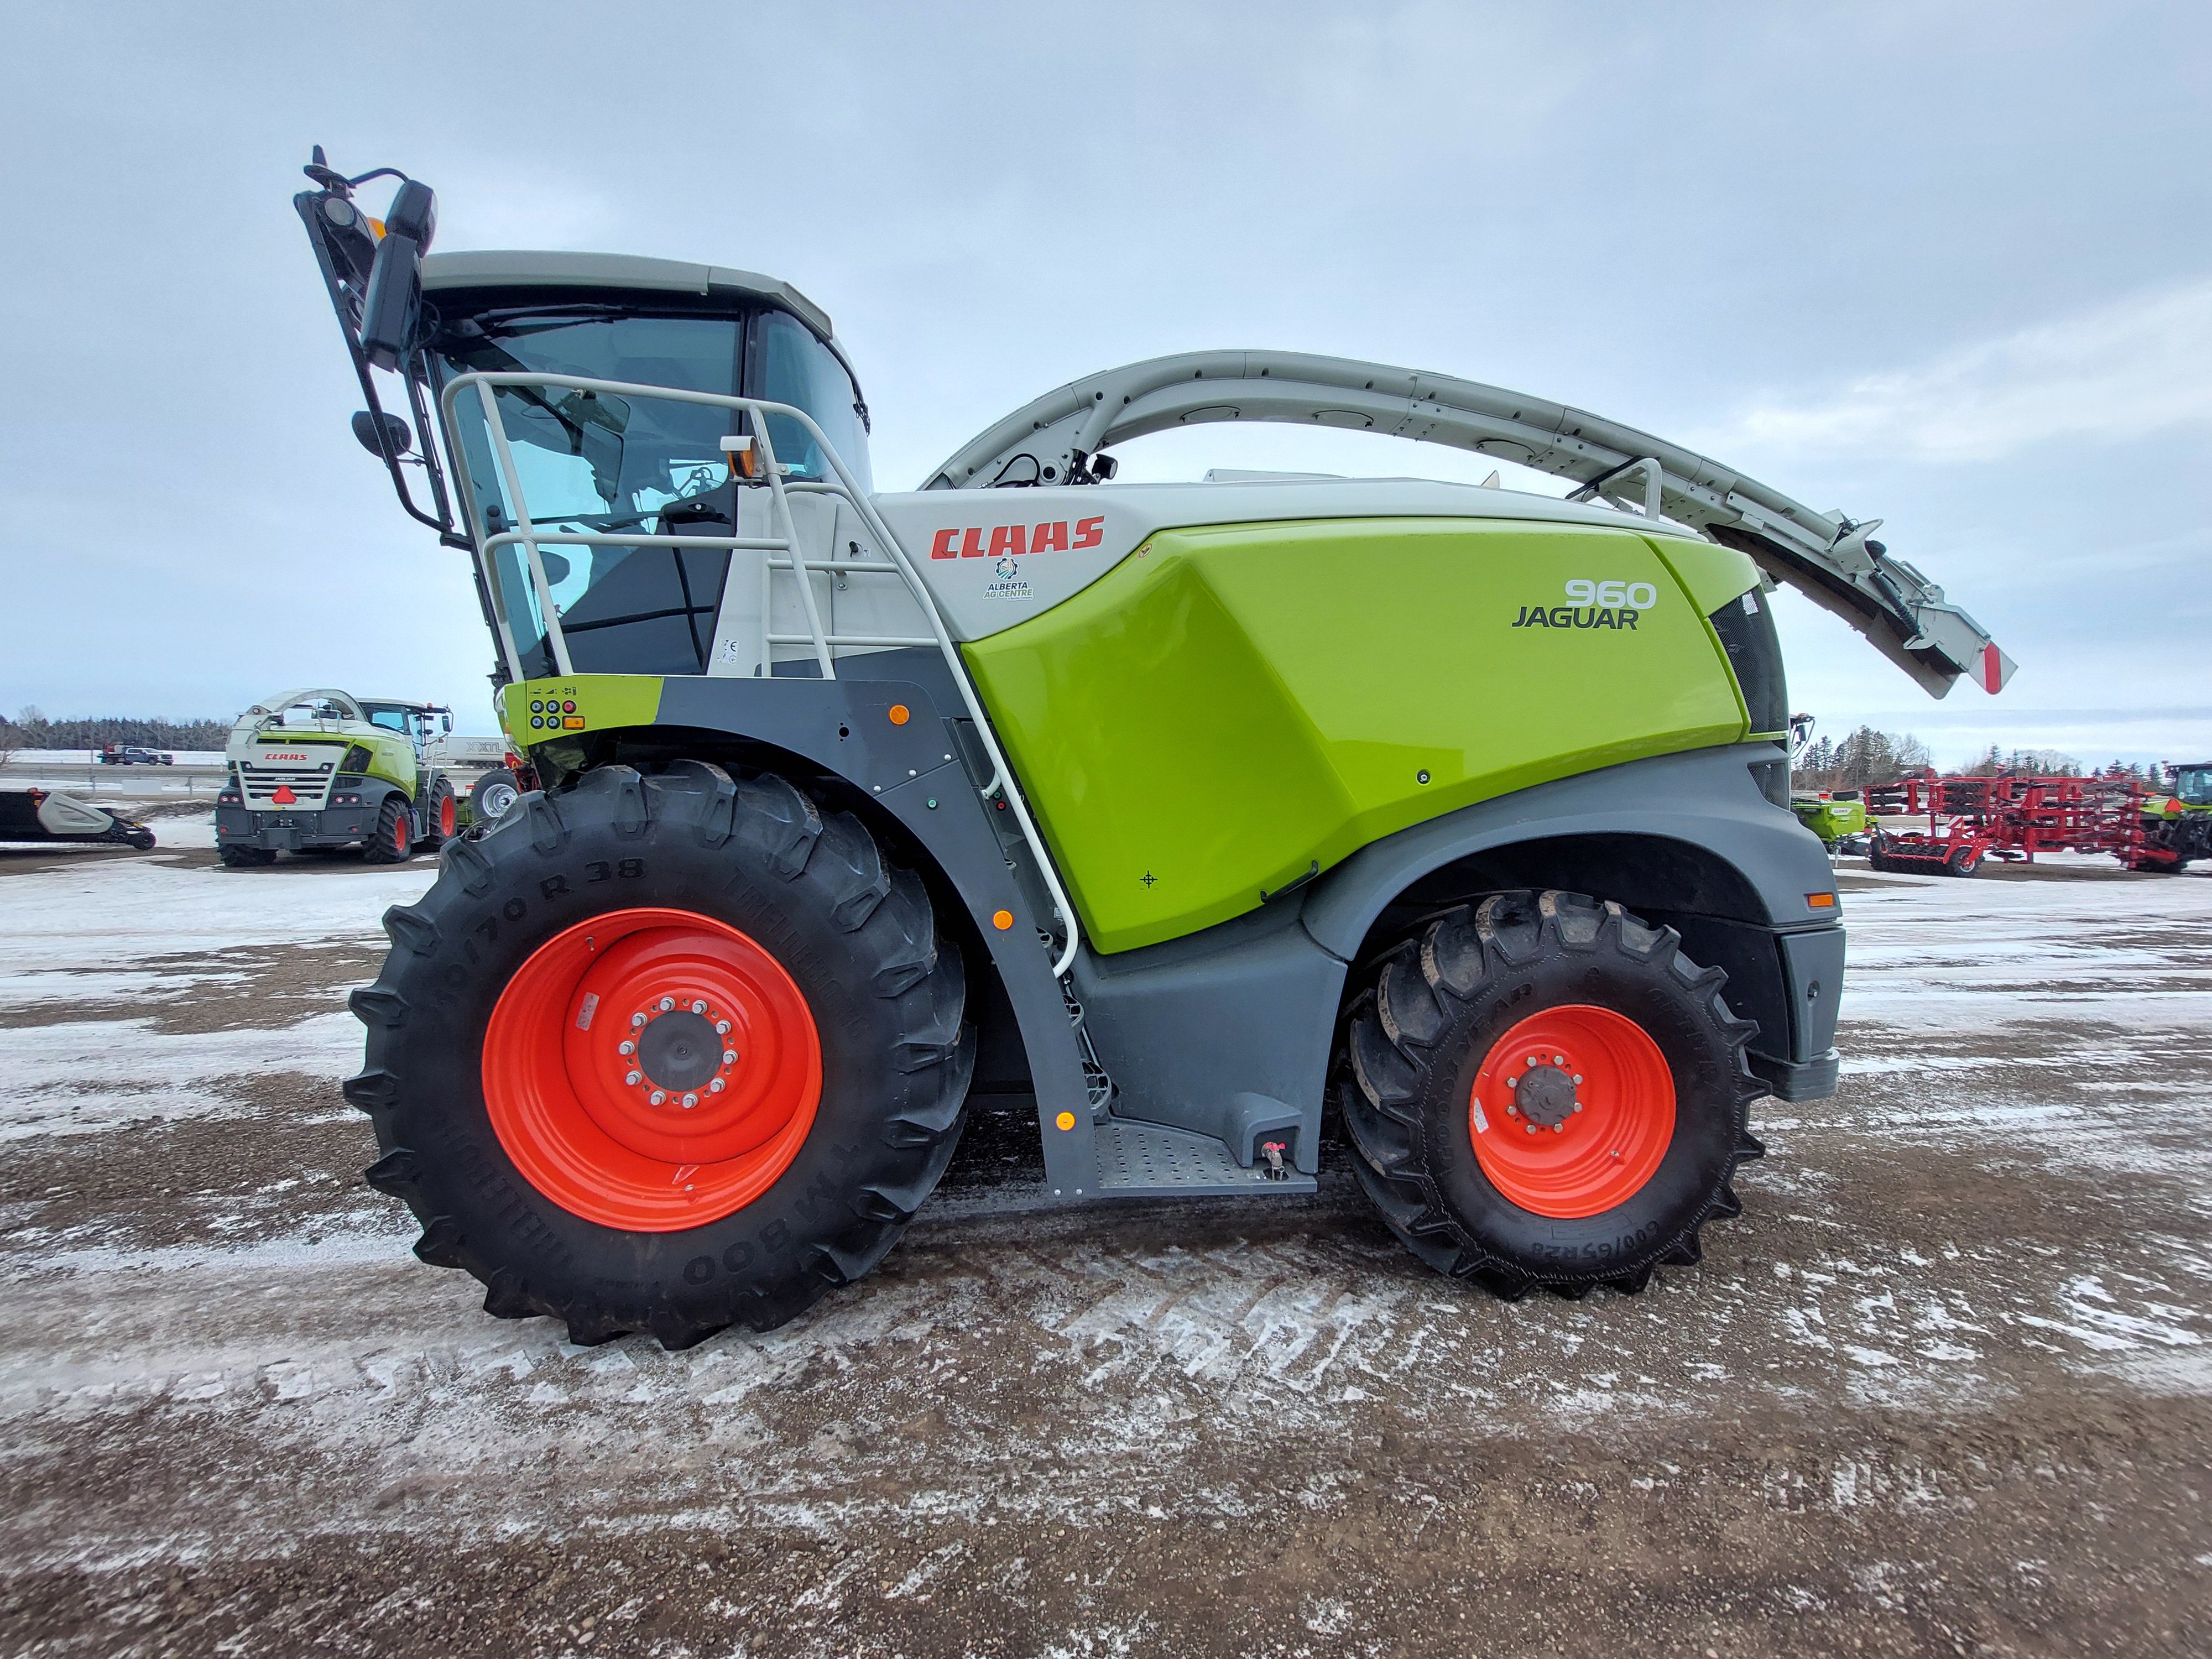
[1301,742,1829,952]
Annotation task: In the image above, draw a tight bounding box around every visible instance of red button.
[562,701,577,713]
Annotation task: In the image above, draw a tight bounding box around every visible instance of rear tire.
[421,776,457,849]
[363,794,414,864]
[220,844,276,869]
[1340,890,1764,1298]
[346,762,973,1347]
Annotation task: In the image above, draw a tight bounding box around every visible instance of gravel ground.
[2,836,2209,1657]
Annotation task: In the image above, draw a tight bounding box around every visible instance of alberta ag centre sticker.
[984,554,1031,601]
[1512,577,1657,632]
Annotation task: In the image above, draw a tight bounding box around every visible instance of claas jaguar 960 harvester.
[297,149,2012,1348]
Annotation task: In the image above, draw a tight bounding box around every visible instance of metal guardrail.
[436,371,1084,977]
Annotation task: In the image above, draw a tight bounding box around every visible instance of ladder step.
[1093,1118,1314,1197]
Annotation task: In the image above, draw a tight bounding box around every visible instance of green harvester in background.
[1790,790,1869,853]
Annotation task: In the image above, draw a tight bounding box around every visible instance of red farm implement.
[1863,771,2203,876]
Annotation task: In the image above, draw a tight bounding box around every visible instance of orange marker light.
[1055,1110,1077,1131]
[1807,892,1836,909]
[888,704,910,726]
[992,909,1014,930]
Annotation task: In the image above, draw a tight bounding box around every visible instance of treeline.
[2,706,228,753]
[1794,727,1932,789]
[1798,727,2168,788]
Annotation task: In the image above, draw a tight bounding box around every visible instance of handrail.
[437,369,1086,978]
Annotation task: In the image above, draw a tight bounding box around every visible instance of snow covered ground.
[1,848,2208,1656]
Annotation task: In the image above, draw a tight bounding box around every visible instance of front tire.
[346,762,973,1347]
[1340,890,1764,1299]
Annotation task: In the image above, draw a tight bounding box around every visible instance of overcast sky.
[3,2,2208,765]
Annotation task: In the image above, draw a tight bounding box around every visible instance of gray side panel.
[1071,900,1343,1176]
[651,675,1097,1192]
[1778,927,1847,1061]
[1302,742,1835,954]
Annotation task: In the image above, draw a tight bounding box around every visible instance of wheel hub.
[634,1005,727,1097]
[1507,1059,1580,1130]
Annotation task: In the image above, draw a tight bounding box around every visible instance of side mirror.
[383,179,437,247]
[352,410,413,456]
[358,182,436,372]
[442,714,453,734]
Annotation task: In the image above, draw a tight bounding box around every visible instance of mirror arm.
[294,187,458,543]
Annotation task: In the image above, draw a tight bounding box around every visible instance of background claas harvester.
[299,150,2015,1348]
[216,687,460,868]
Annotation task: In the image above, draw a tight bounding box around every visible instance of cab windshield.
[434,300,873,679]
[2176,766,2211,805]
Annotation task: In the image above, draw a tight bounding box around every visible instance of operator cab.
[2174,764,2212,806]
[359,701,454,750]
[421,254,873,681]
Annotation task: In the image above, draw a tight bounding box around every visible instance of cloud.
[1723,280,2212,463]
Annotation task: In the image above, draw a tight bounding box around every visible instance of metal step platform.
[1092,1117,1316,1198]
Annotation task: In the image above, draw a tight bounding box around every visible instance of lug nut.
[1505,1074,1519,1089]
[1553,1054,1564,1065]
[709,1078,726,1093]
[625,1070,641,1086]
[630,1013,646,1029]
[659,997,675,1013]
[1554,1123,1566,1134]
[1525,1123,1538,1135]
[1573,1074,1583,1084]
[618,1040,635,1056]
[690,999,707,1015]
[1571,1102,1583,1113]
[714,1019,731,1036]
[722,1050,738,1066]
[682,1093,699,1109]
[649,1089,667,1105]
[1506,1103,1519,1117]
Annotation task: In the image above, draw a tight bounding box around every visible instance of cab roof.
[420,251,834,342]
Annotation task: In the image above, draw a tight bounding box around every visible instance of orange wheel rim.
[483,907,822,1230]
[1467,1004,1674,1218]
[440,794,456,837]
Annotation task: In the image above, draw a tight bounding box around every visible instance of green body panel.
[1647,533,1766,617]
[963,518,1756,953]
[1791,797,1867,844]
[502,675,668,751]
[362,732,421,795]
